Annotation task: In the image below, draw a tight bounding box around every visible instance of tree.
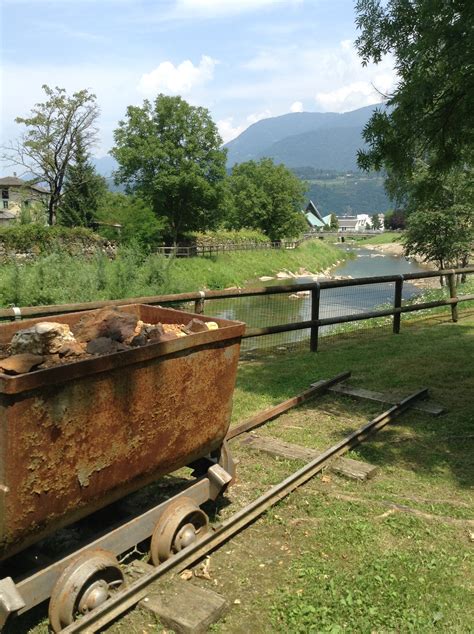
[3,85,99,225]
[384,210,406,230]
[330,213,339,231]
[371,213,381,231]
[58,137,107,227]
[402,164,473,274]
[111,95,227,245]
[96,192,166,252]
[226,159,307,241]
[355,0,474,179]
[403,207,472,275]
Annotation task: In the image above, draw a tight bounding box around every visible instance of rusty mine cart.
[0,304,245,631]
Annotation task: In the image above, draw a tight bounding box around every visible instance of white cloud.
[246,109,273,125]
[138,55,216,97]
[172,0,301,18]
[217,117,245,143]
[315,82,378,111]
[290,101,303,112]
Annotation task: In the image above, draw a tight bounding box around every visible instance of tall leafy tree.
[226,159,307,241]
[59,137,107,227]
[403,164,473,272]
[3,85,99,225]
[96,192,165,251]
[355,0,474,178]
[111,95,227,245]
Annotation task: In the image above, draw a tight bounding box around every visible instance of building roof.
[321,215,332,225]
[0,176,49,194]
[338,218,358,228]
[305,200,324,223]
[305,211,325,228]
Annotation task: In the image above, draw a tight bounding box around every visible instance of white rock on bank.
[10,322,76,355]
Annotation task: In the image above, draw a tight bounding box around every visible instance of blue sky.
[1,0,394,156]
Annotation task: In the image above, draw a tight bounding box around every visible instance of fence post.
[393,275,403,334]
[194,291,205,315]
[310,282,321,352]
[448,271,458,322]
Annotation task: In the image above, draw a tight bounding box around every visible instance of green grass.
[0,240,346,309]
[358,231,402,245]
[210,310,473,633]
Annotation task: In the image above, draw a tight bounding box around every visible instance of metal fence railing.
[1,267,473,355]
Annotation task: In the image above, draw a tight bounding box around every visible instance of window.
[1,189,9,200]
[3,201,8,209]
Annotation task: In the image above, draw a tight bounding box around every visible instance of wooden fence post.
[393,275,403,334]
[448,271,458,322]
[310,283,321,352]
[194,291,205,315]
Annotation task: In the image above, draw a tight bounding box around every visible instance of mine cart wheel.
[150,497,209,565]
[48,549,124,633]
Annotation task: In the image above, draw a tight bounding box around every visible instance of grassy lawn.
[15,309,474,634]
[357,231,402,245]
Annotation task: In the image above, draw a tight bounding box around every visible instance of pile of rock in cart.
[0,307,219,375]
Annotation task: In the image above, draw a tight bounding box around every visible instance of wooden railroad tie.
[327,383,445,416]
[241,433,378,481]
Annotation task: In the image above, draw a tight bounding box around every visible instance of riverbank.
[0,239,347,308]
[359,238,439,288]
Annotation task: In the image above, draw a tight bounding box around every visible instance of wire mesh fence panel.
[202,291,312,353]
[319,282,396,337]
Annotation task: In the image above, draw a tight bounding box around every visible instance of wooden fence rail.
[154,237,309,257]
[1,267,473,352]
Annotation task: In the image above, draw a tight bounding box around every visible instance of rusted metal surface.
[0,304,244,562]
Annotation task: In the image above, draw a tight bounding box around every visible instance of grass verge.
[0,240,345,308]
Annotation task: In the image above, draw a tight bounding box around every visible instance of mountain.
[224,104,380,170]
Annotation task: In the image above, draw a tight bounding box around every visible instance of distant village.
[303,200,384,233]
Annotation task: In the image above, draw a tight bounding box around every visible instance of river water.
[203,244,430,351]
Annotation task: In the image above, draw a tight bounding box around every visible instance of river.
[202,244,430,352]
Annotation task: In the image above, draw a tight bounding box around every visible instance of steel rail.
[226,371,351,440]
[63,387,428,633]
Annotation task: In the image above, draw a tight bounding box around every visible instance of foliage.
[399,164,473,269]
[404,208,472,270]
[0,239,344,307]
[329,213,339,230]
[0,224,104,254]
[96,192,165,251]
[384,210,406,230]
[3,85,99,225]
[371,213,382,230]
[226,158,307,241]
[305,172,393,215]
[111,94,227,244]
[187,229,269,246]
[355,0,474,179]
[58,136,107,227]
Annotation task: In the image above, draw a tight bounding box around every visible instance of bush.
[0,224,106,255]
[186,229,270,246]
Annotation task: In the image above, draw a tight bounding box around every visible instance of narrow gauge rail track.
[57,381,427,634]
